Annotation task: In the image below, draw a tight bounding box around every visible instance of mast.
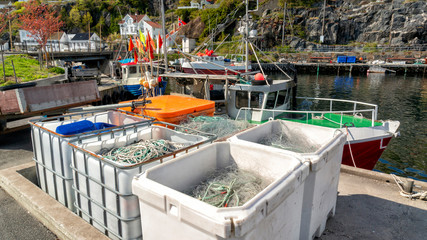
[245,0,249,73]
[320,0,326,43]
[160,0,168,72]
[281,1,287,46]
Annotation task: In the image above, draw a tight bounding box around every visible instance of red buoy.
[254,73,265,81]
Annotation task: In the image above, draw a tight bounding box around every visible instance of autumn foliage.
[0,10,11,36]
[18,0,63,53]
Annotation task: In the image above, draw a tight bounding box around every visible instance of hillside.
[2,0,426,49]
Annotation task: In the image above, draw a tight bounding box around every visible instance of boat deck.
[249,113,382,128]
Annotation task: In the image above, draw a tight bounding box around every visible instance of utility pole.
[8,18,12,51]
[99,24,102,52]
[88,20,91,52]
[245,0,249,73]
[320,0,326,43]
[160,0,168,72]
[281,1,287,46]
[388,0,394,46]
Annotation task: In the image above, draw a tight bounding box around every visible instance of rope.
[100,139,186,165]
[190,165,267,208]
[345,126,358,168]
[391,174,427,200]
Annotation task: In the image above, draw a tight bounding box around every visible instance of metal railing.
[262,44,427,53]
[235,97,379,127]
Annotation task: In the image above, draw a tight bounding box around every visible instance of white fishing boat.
[367,66,396,74]
[181,54,250,75]
[120,61,167,97]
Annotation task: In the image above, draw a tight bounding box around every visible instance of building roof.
[145,21,162,29]
[119,14,146,24]
[71,33,94,41]
[49,31,65,40]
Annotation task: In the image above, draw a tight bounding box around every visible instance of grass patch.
[0,54,60,87]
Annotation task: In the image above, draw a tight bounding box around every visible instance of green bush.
[49,67,65,74]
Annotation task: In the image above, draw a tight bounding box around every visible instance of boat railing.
[235,98,379,127]
[296,97,378,121]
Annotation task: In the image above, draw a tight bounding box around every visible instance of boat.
[119,0,400,171]
[180,53,251,75]
[367,66,396,74]
[119,61,167,97]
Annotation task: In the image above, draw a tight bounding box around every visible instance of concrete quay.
[0,128,426,239]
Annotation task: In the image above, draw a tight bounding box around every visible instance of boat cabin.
[227,79,295,123]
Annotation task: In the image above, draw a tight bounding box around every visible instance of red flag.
[158,35,163,49]
[134,50,138,63]
[147,31,156,50]
[128,37,134,52]
[146,33,154,60]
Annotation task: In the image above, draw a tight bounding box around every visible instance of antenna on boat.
[160,0,168,72]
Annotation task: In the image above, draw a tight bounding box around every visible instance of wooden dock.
[253,62,427,75]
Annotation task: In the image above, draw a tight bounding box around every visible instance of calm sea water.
[168,73,426,180]
[293,73,427,181]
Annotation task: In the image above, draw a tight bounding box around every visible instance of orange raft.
[119,95,215,125]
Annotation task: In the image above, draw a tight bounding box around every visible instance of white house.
[177,0,219,10]
[118,14,162,41]
[47,32,70,52]
[18,30,103,52]
[69,33,102,51]
[0,1,12,9]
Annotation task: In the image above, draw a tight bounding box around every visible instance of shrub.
[49,67,65,74]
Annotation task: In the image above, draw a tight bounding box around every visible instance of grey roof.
[71,33,94,41]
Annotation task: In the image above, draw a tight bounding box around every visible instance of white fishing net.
[188,165,271,208]
[99,139,187,165]
[179,115,253,139]
[258,121,319,153]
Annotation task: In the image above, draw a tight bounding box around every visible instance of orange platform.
[119,95,215,125]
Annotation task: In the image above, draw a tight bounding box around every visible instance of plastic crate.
[337,56,347,63]
[132,142,310,240]
[346,56,356,63]
[69,123,215,240]
[30,110,154,211]
[228,120,346,239]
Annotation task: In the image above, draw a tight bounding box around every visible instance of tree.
[69,7,81,26]
[0,10,11,36]
[18,0,63,67]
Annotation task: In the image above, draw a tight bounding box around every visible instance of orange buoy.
[254,73,265,81]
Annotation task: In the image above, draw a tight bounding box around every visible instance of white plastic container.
[228,120,346,239]
[69,125,213,240]
[132,142,310,240]
[30,110,154,211]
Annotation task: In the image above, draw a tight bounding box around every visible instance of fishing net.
[258,122,319,153]
[188,165,271,208]
[99,139,186,165]
[179,115,253,139]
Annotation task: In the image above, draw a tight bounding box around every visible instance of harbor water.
[168,73,426,181]
[293,73,427,181]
